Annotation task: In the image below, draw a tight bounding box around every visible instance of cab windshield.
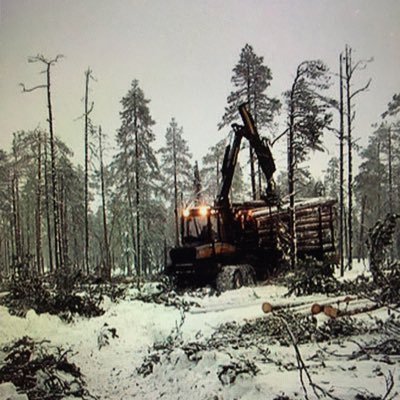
[182,213,218,244]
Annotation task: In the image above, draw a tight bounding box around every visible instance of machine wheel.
[216,264,256,292]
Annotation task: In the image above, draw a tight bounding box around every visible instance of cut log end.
[262,302,273,314]
[323,305,338,319]
[311,303,323,315]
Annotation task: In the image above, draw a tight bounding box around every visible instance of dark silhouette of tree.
[285,60,333,268]
[219,44,280,199]
[20,54,64,269]
[114,80,158,275]
[159,118,192,246]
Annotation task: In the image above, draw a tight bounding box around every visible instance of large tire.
[216,264,256,292]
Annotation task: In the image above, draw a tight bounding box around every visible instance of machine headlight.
[199,206,209,217]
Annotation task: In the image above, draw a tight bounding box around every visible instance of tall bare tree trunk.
[84,68,92,275]
[35,131,43,274]
[21,55,64,269]
[339,53,345,276]
[345,45,353,271]
[44,134,54,272]
[343,45,371,270]
[45,63,61,269]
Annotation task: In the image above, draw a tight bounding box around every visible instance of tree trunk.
[11,140,22,266]
[44,134,54,273]
[46,63,61,269]
[345,45,353,271]
[288,76,299,269]
[35,131,43,274]
[377,142,382,219]
[123,151,136,276]
[84,68,91,275]
[44,134,54,272]
[59,173,68,267]
[339,53,345,276]
[172,126,179,246]
[246,72,257,200]
[11,171,22,266]
[388,126,393,214]
[99,126,111,280]
[134,96,142,276]
[357,195,367,262]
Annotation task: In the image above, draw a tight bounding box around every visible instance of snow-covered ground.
[1,261,399,400]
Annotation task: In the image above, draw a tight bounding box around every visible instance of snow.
[1,261,399,399]
[0,382,28,400]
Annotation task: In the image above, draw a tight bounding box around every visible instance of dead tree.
[339,53,345,276]
[83,68,94,275]
[21,54,64,270]
[43,133,53,272]
[343,46,372,271]
[35,130,44,274]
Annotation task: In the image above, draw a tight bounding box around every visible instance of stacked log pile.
[234,197,336,260]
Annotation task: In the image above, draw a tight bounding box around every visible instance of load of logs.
[234,197,336,261]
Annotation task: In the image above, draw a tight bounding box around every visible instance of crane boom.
[216,103,277,208]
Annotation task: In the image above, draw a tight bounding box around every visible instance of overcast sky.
[0,0,399,176]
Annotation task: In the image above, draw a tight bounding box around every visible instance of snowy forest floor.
[1,260,399,400]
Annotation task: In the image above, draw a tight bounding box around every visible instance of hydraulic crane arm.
[238,103,276,184]
[215,124,243,207]
[215,103,277,208]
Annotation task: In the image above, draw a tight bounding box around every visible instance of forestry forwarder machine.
[166,103,337,291]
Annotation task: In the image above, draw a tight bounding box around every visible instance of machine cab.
[181,206,219,245]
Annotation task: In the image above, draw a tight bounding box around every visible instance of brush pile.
[0,336,95,400]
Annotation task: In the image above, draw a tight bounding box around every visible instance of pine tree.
[114,80,159,275]
[323,157,340,200]
[193,161,202,205]
[382,93,400,118]
[219,44,280,199]
[231,162,245,202]
[355,131,387,261]
[201,138,227,203]
[159,118,192,246]
[285,60,333,268]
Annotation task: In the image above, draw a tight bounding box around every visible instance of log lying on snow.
[311,299,381,319]
[261,295,354,315]
[262,296,383,319]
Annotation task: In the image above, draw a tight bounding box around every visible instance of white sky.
[0,0,399,177]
